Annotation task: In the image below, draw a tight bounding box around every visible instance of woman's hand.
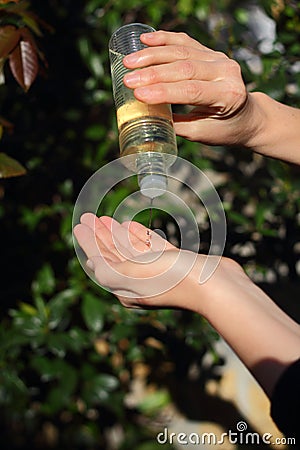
[74,213,300,397]
[73,213,244,313]
[123,30,255,146]
[123,30,300,164]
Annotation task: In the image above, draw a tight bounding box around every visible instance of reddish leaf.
[0,115,14,139]
[0,116,14,137]
[0,152,26,178]
[0,0,20,4]
[8,34,38,91]
[0,25,20,58]
[20,27,38,50]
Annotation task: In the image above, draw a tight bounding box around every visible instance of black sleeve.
[270,358,300,443]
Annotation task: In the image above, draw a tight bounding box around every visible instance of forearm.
[240,92,300,164]
[75,214,300,398]
[190,263,300,397]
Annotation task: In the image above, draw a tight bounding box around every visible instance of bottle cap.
[139,174,167,199]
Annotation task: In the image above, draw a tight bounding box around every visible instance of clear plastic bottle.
[109,23,178,198]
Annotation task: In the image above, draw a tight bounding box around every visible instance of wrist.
[232,91,267,149]
[185,255,248,317]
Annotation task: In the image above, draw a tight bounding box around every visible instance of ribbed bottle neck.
[136,152,167,199]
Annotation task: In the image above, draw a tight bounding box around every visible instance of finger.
[123,44,219,69]
[87,255,141,299]
[140,30,210,51]
[124,59,226,89]
[80,212,100,229]
[133,78,244,111]
[97,217,142,261]
[81,214,121,236]
[87,256,128,290]
[119,220,152,253]
[99,216,151,257]
[75,220,127,263]
[79,213,127,261]
[73,223,102,259]
[80,214,151,260]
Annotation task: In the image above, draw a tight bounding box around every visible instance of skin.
[74,214,300,399]
[123,30,300,163]
[74,31,300,401]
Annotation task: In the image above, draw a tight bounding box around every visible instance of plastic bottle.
[109,23,178,198]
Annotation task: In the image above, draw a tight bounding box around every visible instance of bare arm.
[122,30,300,165]
[74,214,300,398]
[241,92,300,163]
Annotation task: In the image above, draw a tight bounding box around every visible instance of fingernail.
[142,32,155,39]
[86,259,95,270]
[124,72,141,87]
[123,53,139,65]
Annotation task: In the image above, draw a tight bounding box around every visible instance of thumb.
[87,256,138,296]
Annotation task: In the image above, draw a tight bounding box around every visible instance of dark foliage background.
[0,0,299,449]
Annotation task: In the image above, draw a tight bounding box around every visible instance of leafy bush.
[0,0,299,448]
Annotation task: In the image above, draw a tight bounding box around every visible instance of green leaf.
[12,312,43,337]
[19,301,37,316]
[178,0,193,16]
[47,333,68,358]
[31,355,55,381]
[227,210,249,226]
[260,228,278,237]
[1,368,28,394]
[235,7,249,24]
[81,293,104,333]
[94,373,119,391]
[0,152,26,178]
[21,12,43,37]
[67,327,90,352]
[84,123,105,141]
[84,373,119,403]
[138,389,171,415]
[32,263,56,296]
[47,289,75,329]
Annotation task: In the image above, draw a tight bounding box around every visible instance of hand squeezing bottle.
[109,23,178,198]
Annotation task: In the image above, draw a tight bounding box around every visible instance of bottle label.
[117,100,172,129]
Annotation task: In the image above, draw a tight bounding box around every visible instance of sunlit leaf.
[81,294,104,333]
[138,389,171,414]
[21,12,43,37]
[1,369,28,394]
[0,152,26,178]
[19,302,37,316]
[83,373,119,403]
[8,30,38,91]
[178,0,193,16]
[1,0,29,11]
[0,57,5,84]
[32,263,56,296]
[0,25,20,58]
